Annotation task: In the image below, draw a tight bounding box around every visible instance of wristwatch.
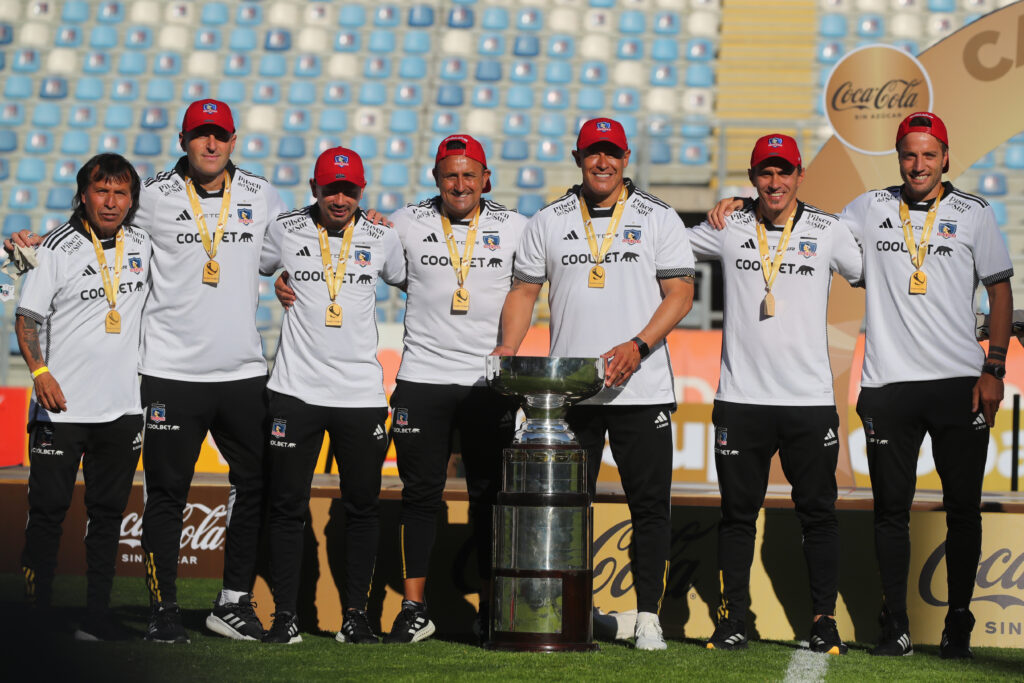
[631,336,650,359]
[981,362,1006,380]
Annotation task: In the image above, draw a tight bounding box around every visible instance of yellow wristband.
[31,366,50,379]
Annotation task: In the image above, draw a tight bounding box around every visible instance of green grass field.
[2,575,1022,682]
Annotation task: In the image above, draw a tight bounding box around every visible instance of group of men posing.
[8,99,1011,659]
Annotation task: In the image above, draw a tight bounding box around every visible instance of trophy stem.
[522,393,568,421]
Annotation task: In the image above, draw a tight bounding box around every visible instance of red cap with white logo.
[750,134,802,169]
[314,147,366,188]
[576,118,629,152]
[182,99,235,134]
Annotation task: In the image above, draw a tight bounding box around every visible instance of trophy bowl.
[485,356,605,421]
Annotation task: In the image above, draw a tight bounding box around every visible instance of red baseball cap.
[182,99,235,134]
[750,134,802,169]
[576,118,628,152]
[435,134,491,193]
[896,111,949,172]
[314,147,366,188]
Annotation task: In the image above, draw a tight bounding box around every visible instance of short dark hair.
[72,154,141,227]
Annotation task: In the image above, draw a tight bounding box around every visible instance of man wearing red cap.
[495,117,696,650]
[841,112,1012,658]
[134,99,287,643]
[689,135,862,654]
[258,148,405,645]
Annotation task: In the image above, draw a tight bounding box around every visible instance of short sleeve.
[654,209,695,279]
[972,205,1013,285]
[259,219,285,276]
[838,192,869,248]
[262,185,288,238]
[134,183,158,235]
[829,219,864,285]
[511,214,548,285]
[380,228,407,286]
[686,220,726,261]
[16,246,63,323]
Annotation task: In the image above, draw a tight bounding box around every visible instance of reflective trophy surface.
[484,356,603,652]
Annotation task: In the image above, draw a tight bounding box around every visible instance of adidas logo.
[372,424,385,439]
[132,433,142,445]
[81,264,97,277]
[740,238,756,249]
[296,246,311,257]
[878,217,895,230]
[175,209,192,222]
[422,234,439,242]
[563,230,580,240]
[823,428,838,446]
[654,411,669,429]
[973,414,988,430]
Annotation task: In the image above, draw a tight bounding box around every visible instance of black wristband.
[631,336,650,359]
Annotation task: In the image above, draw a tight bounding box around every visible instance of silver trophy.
[484,356,604,652]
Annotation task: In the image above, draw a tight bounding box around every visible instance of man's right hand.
[275,271,296,309]
[34,371,67,413]
[4,229,42,257]
[707,197,746,230]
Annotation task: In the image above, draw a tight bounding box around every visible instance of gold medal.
[909,269,928,295]
[589,265,606,288]
[105,309,121,334]
[761,291,775,318]
[581,187,628,289]
[451,287,470,313]
[325,302,343,327]
[203,259,220,285]
[754,208,795,322]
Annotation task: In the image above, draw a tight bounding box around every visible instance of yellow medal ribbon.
[899,184,944,296]
[580,186,628,288]
[317,217,356,327]
[84,219,125,334]
[441,205,480,313]
[184,170,232,285]
[754,207,796,318]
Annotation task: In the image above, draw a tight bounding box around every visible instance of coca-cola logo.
[119,503,227,552]
[825,45,932,155]
[918,541,1024,609]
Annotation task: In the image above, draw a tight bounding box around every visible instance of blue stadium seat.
[335,31,360,52]
[0,23,11,45]
[501,138,530,161]
[817,41,843,65]
[240,134,270,159]
[230,28,258,51]
[195,29,222,51]
[440,57,467,81]
[283,109,311,132]
[857,14,884,39]
[577,88,604,111]
[13,48,40,73]
[819,14,847,38]
[432,111,459,134]
[90,25,118,48]
[105,105,133,129]
[224,53,250,77]
[612,89,640,112]
[971,152,994,170]
[650,65,678,87]
[928,0,955,10]
[448,7,474,28]
[111,79,139,102]
[5,76,34,99]
[39,77,69,100]
[437,85,464,107]
[365,57,391,79]
[482,7,509,29]
[682,118,713,138]
[547,35,574,59]
[390,109,418,133]
[476,60,502,81]
[4,215,32,236]
[62,1,90,23]
[0,158,7,181]
[681,141,711,166]
[118,52,147,75]
[472,86,499,108]
[55,25,83,47]
[545,62,573,84]
[538,114,567,137]
[60,131,89,154]
[516,167,544,189]
[616,116,638,138]
[408,6,434,27]
[0,103,25,126]
[399,57,427,79]
[979,173,1007,196]
[517,8,543,31]
[686,64,715,87]
[16,159,46,183]
[990,200,1007,227]
[253,81,281,104]
[271,163,301,187]
[509,60,537,83]
[96,2,125,23]
[369,30,397,53]
[349,135,377,160]
[374,6,401,27]
[380,164,409,187]
[536,139,563,163]
[394,84,422,107]
[289,82,316,105]
[46,187,75,210]
[31,103,61,128]
[265,29,292,51]
[892,40,918,55]
[617,38,643,60]
[338,5,366,27]
[418,165,436,187]
[359,83,387,105]
[403,31,431,54]
[323,82,352,105]
[10,187,38,211]
[274,189,294,210]
[507,86,534,109]
[1004,146,1024,170]
[319,110,347,133]
[580,62,608,85]
[514,35,540,57]
[25,131,53,155]
[134,133,162,157]
[82,51,111,74]
[479,34,505,56]
[260,55,287,78]
[202,3,230,26]
[504,113,531,136]
[294,55,321,78]
[517,195,545,217]
[648,141,672,165]
[153,52,182,76]
[654,11,680,35]
[141,107,168,129]
[182,80,210,101]
[686,38,715,62]
[648,117,672,138]
[98,132,125,154]
[218,80,245,104]
[619,11,645,34]
[652,39,678,62]
[53,159,78,183]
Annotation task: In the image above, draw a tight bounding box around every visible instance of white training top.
[134,158,286,382]
[513,180,696,406]
[842,182,1013,387]
[17,217,151,423]
[393,197,527,386]
[260,206,406,408]
[687,201,863,406]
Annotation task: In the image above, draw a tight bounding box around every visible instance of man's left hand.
[601,341,642,387]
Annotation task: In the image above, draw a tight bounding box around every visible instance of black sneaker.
[336,609,380,644]
[74,611,134,642]
[706,618,748,650]
[383,601,436,644]
[145,602,190,644]
[940,608,975,660]
[206,594,265,641]
[871,608,912,656]
[809,616,848,655]
[264,611,302,645]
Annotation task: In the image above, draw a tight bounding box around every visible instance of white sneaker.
[634,611,667,651]
[593,607,637,641]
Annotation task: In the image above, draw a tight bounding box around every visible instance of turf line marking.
[782,648,829,683]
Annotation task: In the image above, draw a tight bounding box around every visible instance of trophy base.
[487,568,595,653]
[483,640,600,653]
